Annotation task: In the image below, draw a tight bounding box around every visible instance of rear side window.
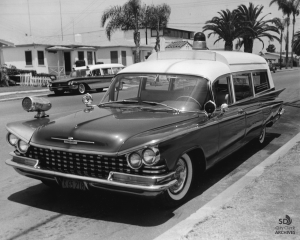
[252,71,270,94]
[232,73,253,101]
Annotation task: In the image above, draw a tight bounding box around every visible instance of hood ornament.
[51,137,94,145]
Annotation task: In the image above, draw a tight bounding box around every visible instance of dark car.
[5,33,285,207]
[49,64,124,95]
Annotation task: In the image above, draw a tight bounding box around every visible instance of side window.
[92,69,101,76]
[253,71,270,94]
[102,68,112,75]
[232,73,253,101]
[212,76,232,107]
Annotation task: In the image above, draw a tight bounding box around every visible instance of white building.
[0,27,195,77]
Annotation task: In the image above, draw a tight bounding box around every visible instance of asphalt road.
[0,70,299,240]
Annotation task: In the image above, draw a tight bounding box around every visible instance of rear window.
[253,71,270,94]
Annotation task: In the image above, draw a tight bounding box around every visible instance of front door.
[64,52,71,75]
[217,106,246,160]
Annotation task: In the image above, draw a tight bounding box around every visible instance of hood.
[29,106,199,154]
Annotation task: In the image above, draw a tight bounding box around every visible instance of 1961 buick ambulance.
[5,32,285,206]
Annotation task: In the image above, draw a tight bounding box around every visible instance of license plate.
[57,88,63,90]
[61,179,86,190]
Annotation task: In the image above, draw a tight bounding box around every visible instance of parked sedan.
[5,33,285,207]
[48,63,124,95]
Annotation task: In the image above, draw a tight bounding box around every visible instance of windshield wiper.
[99,100,139,107]
[141,101,180,113]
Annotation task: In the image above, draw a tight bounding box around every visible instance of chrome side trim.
[6,158,176,192]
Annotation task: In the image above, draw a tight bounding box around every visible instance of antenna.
[27,0,32,36]
[59,0,63,41]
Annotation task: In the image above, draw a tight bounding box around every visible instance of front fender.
[6,118,53,143]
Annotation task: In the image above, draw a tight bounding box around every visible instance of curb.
[0,89,49,97]
[154,132,300,240]
[0,93,50,102]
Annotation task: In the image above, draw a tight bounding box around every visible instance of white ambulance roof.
[74,63,124,71]
[120,50,268,81]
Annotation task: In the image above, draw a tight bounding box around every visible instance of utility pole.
[27,0,32,36]
[59,0,63,41]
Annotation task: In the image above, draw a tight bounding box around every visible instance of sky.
[0,0,299,54]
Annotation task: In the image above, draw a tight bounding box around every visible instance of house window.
[25,51,32,65]
[37,51,44,65]
[110,51,118,63]
[78,51,84,60]
[121,51,127,66]
[87,51,93,65]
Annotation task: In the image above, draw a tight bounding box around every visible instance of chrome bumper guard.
[6,153,177,195]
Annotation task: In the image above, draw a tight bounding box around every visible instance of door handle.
[237,109,244,114]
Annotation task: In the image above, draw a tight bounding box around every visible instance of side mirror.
[204,100,216,115]
[221,103,229,113]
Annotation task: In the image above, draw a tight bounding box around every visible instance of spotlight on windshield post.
[22,96,52,118]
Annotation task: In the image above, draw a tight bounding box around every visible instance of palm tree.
[273,17,288,69]
[146,4,171,52]
[236,3,280,53]
[270,0,294,68]
[293,30,300,55]
[101,0,144,63]
[203,9,242,51]
[291,0,300,67]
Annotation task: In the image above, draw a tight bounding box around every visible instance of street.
[0,70,299,240]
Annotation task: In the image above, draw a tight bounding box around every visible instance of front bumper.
[6,153,177,197]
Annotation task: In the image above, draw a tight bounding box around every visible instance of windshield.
[101,74,209,112]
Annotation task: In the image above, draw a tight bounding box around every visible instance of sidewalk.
[156,133,300,240]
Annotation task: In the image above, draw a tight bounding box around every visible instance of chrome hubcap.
[169,158,187,194]
[79,85,85,93]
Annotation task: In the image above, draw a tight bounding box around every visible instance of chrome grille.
[25,146,167,179]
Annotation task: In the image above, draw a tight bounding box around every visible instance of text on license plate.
[62,179,86,190]
[58,88,63,90]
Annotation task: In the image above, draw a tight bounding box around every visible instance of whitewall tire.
[259,127,266,144]
[160,153,193,207]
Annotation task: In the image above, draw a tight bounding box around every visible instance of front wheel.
[78,83,86,94]
[159,153,194,207]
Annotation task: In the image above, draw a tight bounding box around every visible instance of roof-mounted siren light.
[192,32,207,50]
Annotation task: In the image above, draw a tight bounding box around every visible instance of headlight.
[17,140,29,153]
[7,133,19,146]
[142,147,160,165]
[68,81,74,85]
[127,152,142,169]
[48,82,52,87]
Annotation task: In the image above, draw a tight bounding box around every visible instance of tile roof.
[166,41,192,49]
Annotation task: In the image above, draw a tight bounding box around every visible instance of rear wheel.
[54,90,64,95]
[78,83,86,94]
[160,153,194,207]
[258,126,266,144]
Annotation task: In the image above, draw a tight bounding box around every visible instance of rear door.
[212,75,246,161]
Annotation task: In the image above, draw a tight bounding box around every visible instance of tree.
[203,9,243,51]
[270,0,295,68]
[236,3,280,53]
[293,30,300,55]
[273,17,288,69]
[266,44,276,52]
[146,4,171,52]
[291,0,300,67]
[101,0,144,63]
